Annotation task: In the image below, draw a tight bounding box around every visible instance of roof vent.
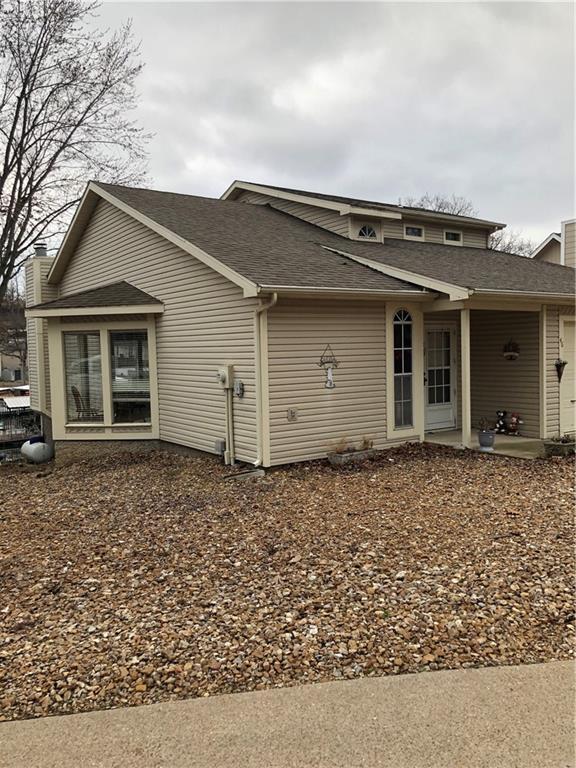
[33,242,48,258]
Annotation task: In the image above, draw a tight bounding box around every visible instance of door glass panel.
[426,329,452,406]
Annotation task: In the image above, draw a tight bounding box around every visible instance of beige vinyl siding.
[470,311,540,437]
[25,258,57,413]
[39,260,58,411]
[463,230,489,248]
[267,299,390,465]
[355,217,488,247]
[235,190,350,237]
[59,200,258,461]
[564,221,575,269]
[545,304,576,437]
[25,264,39,411]
[535,240,562,265]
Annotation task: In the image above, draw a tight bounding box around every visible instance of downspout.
[226,385,235,465]
[253,292,278,466]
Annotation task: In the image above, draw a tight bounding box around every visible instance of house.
[25,181,576,466]
[531,219,576,267]
[0,353,24,383]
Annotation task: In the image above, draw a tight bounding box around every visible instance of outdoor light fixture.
[502,340,520,361]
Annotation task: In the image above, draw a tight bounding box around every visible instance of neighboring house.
[531,219,576,267]
[25,181,576,466]
[0,353,24,383]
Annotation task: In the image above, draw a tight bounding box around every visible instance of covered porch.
[421,301,547,454]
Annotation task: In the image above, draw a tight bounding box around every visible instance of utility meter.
[217,365,234,389]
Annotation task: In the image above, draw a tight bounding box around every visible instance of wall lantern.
[318,344,339,389]
[502,340,520,361]
[555,358,568,382]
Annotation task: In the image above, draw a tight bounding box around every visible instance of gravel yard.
[0,443,573,721]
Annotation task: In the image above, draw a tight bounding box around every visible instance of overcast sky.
[99,1,574,242]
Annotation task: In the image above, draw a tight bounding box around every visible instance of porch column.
[460,308,472,448]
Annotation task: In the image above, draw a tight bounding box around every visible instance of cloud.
[98,1,574,242]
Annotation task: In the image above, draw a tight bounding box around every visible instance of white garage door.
[560,318,576,435]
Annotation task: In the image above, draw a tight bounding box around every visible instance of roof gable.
[531,232,561,259]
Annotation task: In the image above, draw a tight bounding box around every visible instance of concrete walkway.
[1,661,573,768]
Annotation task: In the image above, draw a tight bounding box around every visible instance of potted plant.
[502,340,520,361]
[477,417,496,452]
[543,434,576,458]
[327,437,376,467]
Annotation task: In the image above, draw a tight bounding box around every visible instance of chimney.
[34,241,48,258]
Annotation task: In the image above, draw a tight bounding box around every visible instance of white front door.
[425,325,457,430]
[560,318,576,434]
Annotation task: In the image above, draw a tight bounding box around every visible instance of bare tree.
[399,193,478,218]
[0,283,27,378]
[0,0,149,302]
[487,228,535,259]
[399,193,535,257]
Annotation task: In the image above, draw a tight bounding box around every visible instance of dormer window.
[405,225,424,240]
[358,224,377,239]
[444,230,462,245]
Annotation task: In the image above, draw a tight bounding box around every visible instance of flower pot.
[543,439,576,458]
[327,449,376,467]
[503,352,519,361]
[478,430,495,452]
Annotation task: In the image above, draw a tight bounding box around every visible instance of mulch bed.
[0,443,573,721]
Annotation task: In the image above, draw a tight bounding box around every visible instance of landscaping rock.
[0,443,573,721]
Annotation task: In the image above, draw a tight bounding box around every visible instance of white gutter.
[256,284,430,298]
[473,289,575,301]
[253,292,278,467]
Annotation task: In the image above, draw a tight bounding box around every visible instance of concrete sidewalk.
[1,661,573,768]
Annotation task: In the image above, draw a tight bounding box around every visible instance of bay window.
[110,331,151,423]
[64,332,104,423]
[62,325,153,427]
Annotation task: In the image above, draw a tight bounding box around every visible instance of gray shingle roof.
[95,183,575,297]
[32,281,162,310]
[95,184,424,293]
[347,238,576,295]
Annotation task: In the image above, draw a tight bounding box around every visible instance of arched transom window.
[358,224,377,239]
[393,309,413,428]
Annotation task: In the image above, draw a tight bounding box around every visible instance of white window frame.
[444,229,463,246]
[48,316,159,440]
[357,223,378,240]
[385,303,424,441]
[351,217,382,242]
[404,224,425,241]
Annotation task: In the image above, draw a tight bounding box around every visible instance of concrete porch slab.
[425,429,545,459]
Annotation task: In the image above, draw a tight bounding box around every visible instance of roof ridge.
[94,180,231,206]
